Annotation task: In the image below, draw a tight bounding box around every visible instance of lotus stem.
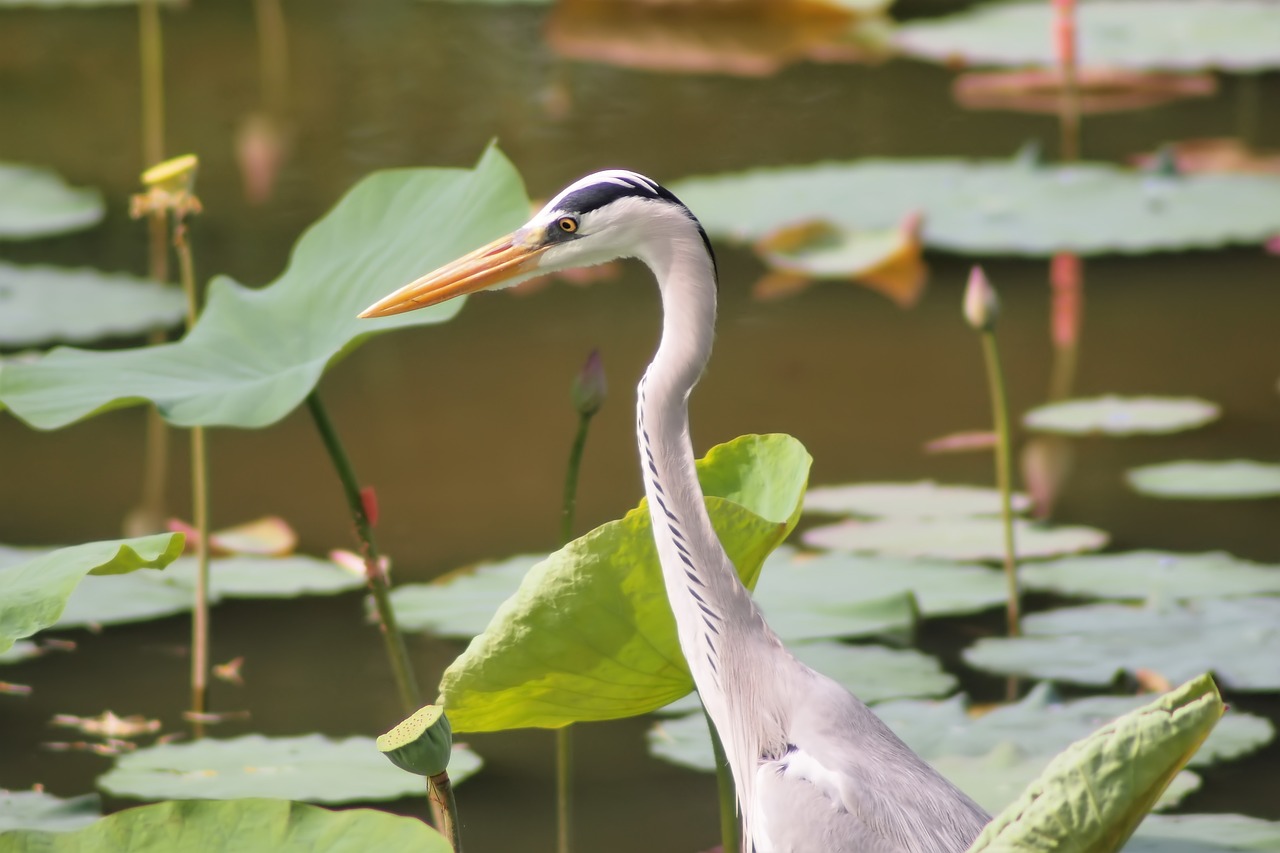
[706,709,741,853]
[980,332,1021,639]
[429,772,463,853]
[1053,0,1081,160]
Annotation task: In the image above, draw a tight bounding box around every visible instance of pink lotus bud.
[571,349,607,416]
[963,266,1000,331]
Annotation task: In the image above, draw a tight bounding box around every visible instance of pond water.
[2,1,1279,850]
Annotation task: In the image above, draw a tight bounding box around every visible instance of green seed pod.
[377,704,453,777]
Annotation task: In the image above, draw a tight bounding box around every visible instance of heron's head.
[359,169,714,318]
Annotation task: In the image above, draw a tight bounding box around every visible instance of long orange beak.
[359,231,547,318]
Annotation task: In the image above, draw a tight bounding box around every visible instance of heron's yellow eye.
[557,217,578,234]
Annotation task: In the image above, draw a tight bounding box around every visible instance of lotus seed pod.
[377,704,453,776]
[571,348,607,417]
[963,265,1000,332]
[142,154,199,194]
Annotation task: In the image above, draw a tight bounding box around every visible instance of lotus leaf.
[54,572,194,629]
[0,534,184,653]
[1021,550,1280,601]
[967,675,1224,852]
[97,735,481,803]
[893,0,1280,73]
[390,554,542,638]
[670,159,1280,256]
[439,434,811,732]
[0,641,40,665]
[1024,395,1221,436]
[804,481,1031,518]
[1127,459,1280,499]
[1127,814,1280,852]
[0,264,185,348]
[0,146,530,430]
[963,598,1280,690]
[0,798,450,852]
[803,517,1109,561]
[0,790,99,833]
[0,163,103,240]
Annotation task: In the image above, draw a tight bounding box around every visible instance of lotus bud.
[571,348,607,417]
[963,266,1000,332]
[377,704,453,777]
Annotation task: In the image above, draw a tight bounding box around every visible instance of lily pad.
[0,264,186,348]
[804,481,1031,518]
[803,517,1109,561]
[1021,550,1280,601]
[440,434,811,733]
[0,163,103,241]
[1127,459,1280,500]
[0,534,185,653]
[670,158,1280,256]
[97,735,481,804]
[1024,396,1221,436]
[0,790,100,833]
[390,554,542,638]
[54,572,194,629]
[893,0,1280,73]
[963,598,1280,690]
[1127,814,1280,852]
[0,798,450,852]
[0,146,530,430]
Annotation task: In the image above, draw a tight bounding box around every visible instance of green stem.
[980,333,1020,639]
[706,710,740,853]
[138,0,165,168]
[560,414,592,546]
[429,772,463,853]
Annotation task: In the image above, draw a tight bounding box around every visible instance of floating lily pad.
[0,264,186,348]
[0,798,450,852]
[1021,550,1280,601]
[1127,459,1280,500]
[963,598,1280,690]
[54,572,193,629]
[0,790,100,833]
[390,555,542,638]
[162,554,365,599]
[0,163,103,241]
[98,735,481,804]
[893,0,1280,73]
[0,146,530,430]
[670,159,1280,256]
[1127,814,1280,852]
[803,517,1109,561]
[804,481,1031,518]
[1024,396,1221,436]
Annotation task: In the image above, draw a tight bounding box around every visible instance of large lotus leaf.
[1024,396,1221,436]
[893,0,1280,73]
[439,433,811,732]
[0,534,185,653]
[0,798,450,853]
[1127,814,1280,852]
[967,675,1224,853]
[0,147,529,430]
[391,554,542,638]
[54,572,194,629]
[803,517,1109,561]
[963,598,1280,690]
[1021,550,1280,601]
[0,163,103,240]
[670,159,1280,256]
[0,264,186,348]
[97,735,481,804]
[0,790,100,833]
[1127,460,1280,500]
[804,481,1031,518]
[658,641,957,716]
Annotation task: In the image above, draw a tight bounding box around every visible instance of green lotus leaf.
[670,159,1280,256]
[0,146,529,430]
[967,675,1224,853]
[0,798,450,852]
[0,264,186,348]
[0,534,185,653]
[390,554,545,638]
[0,163,103,240]
[440,433,811,732]
[894,0,1280,73]
[1127,459,1280,500]
[0,790,100,833]
[97,735,481,804]
[963,598,1280,690]
[1021,550,1280,601]
[54,572,194,629]
[1024,396,1221,436]
[805,481,1031,518]
[1127,814,1280,852]
[655,641,957,718]
[803,517,1109,562]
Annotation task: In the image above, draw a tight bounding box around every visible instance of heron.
[360,170,991,852]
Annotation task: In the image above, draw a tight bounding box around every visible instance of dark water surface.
[2,1,1279,850]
